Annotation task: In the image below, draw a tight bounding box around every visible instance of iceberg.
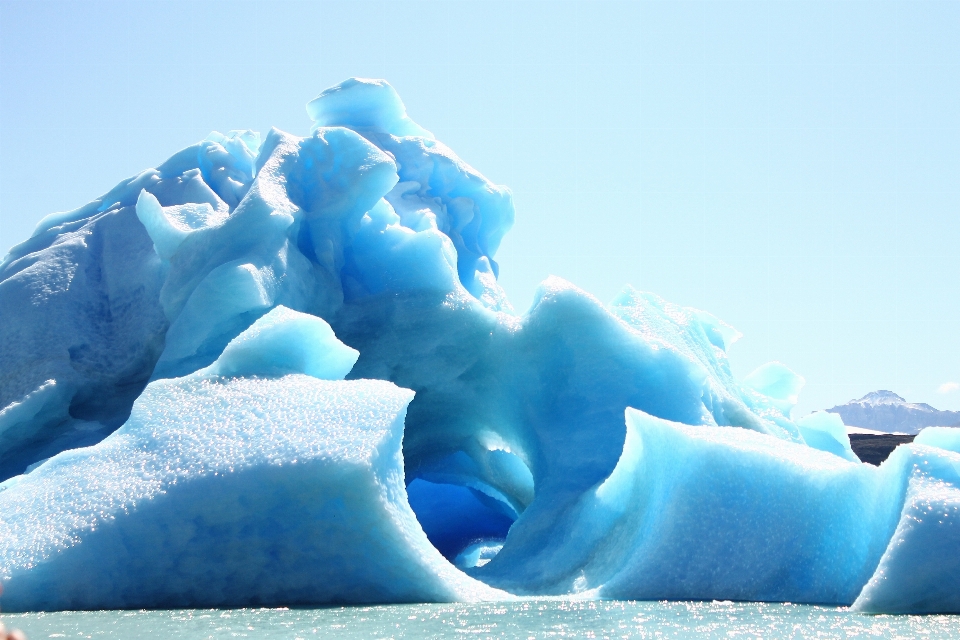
[1,78,958,613]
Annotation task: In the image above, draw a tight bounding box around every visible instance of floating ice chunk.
[914,427,960,454]
[195,305,358,380]
[796,411,858,461]
[853,445,960,613]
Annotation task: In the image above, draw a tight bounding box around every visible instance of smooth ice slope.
[0,309,502,610]
[914,427,960,454]
[472,408,901,600]
[596,411,898,603]
[462,410,960,610]
[852,444,960,613]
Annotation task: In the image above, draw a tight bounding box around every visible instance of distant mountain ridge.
[826,390,960,435]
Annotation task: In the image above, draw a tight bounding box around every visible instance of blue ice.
[0,308,503,610]
[1,78,958,614]
[915,426,960,454]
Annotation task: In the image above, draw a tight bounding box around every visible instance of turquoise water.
[3,600,958,639]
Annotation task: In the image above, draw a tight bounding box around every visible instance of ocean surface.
[3,600,958,639]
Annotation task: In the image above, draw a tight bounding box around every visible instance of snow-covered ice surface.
[1,78,958,613]
[0,308,504,610]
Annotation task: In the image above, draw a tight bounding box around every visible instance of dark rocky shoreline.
[849,434,916,466]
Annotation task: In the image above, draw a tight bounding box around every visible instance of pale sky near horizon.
[1,0,958,414]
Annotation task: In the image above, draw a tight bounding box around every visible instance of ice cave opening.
[404,436,535,572]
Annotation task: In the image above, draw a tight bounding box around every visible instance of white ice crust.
[0,308,503,610]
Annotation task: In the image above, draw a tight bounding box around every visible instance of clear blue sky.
[1,0,958,414]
